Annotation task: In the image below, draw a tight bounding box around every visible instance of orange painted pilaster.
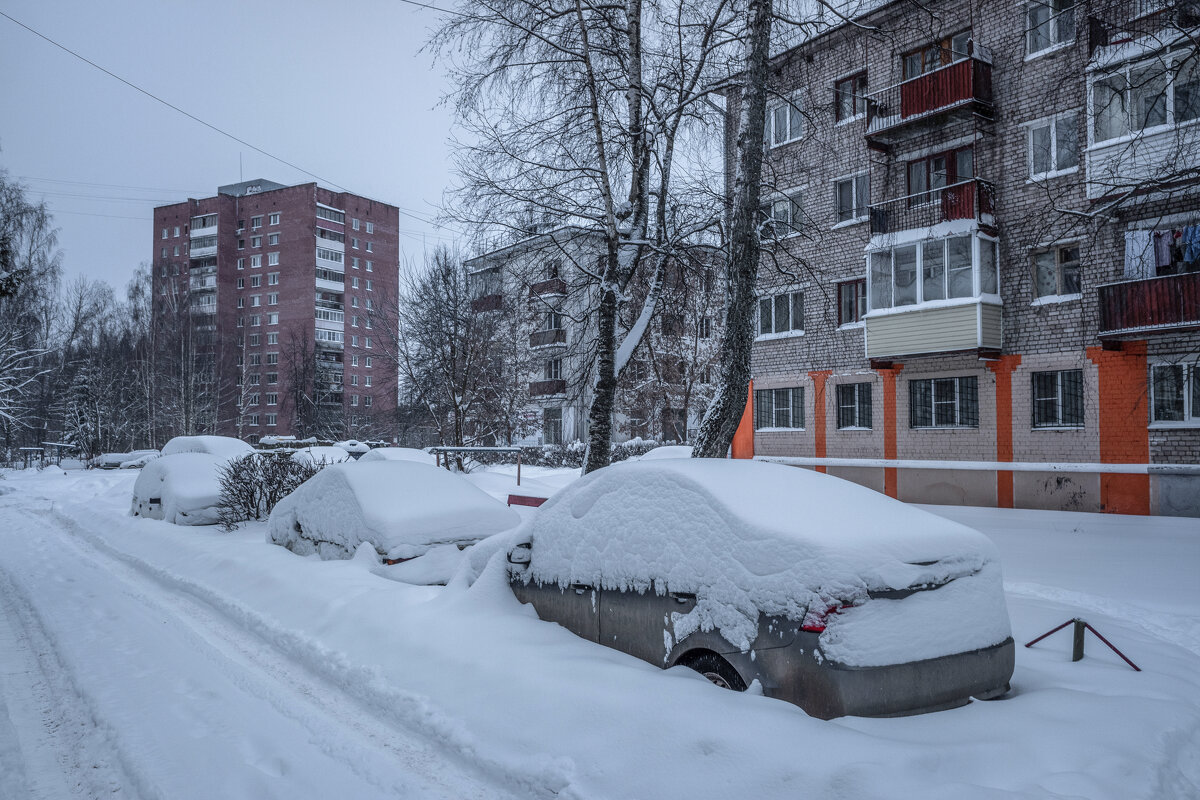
[808,370,832,473]
[986,355,1022,508]
[876,364,904,498]
[731,380,755,459]
[1086,342,1150,515]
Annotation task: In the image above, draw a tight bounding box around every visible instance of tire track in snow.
[40,502,576,800]
[0,561,142,799]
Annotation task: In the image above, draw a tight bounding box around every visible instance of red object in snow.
[508,494,548,508]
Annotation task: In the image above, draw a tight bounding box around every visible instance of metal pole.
[517,451,521,486]
[1072,619,1085,662]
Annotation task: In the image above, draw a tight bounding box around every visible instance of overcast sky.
[0,0,462,293]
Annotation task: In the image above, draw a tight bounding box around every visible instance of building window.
[838,279,867,326]
[351,315,359,327]
[352,257,360,269]
[766,94,804,146]
[1029,112,1079,178]
[754,387,805,430]
[268,233,279,245]
[248,393,259,405]
[251,236,262,248]
[869,235,998,309]
[351,237,359,249]
[1032,244,1081,298]
[237,277,245,289]
[251,215,263,229]
[316,247,343,264]
[352,218,361,231]
[699,317,712,338]
[267,393,278,405]
[543,407,563,445]
[836,383,873,429]
[1151,362,1200,423]
[268,252,279,266]
[1032,369,1084,427]
[267,333,278,345]
[759,192,803,239]
[365,357,372,368]
[250,315,261,326]
[237,258,245,270]
[250,255,262,268]
[351,296,359,308]
[351,276,360,289]
[365,221,374,234]
[907,147,973,203]
[267,313,278,325]
[758,291,803,336]
[835,73,868,122]
[351,335,359,347]
[250,275,262,288]
[365,241,373,252]
[1093,51,1198,144]
[316,206,345,225]
[1027,0,1075,56]
[269,212,280,225]
[238,239,245,250]
[248,334,259,346]
[268,293,278,305]
[366,280,373,291]
[246,415,259,426]
[161,228,168,239]
[267,372,279,383]
[173,245,179,257]
[266,414,277,426]
[903,31,970,79]
[267,272,279,285]
[249,374,260,385]
[545,358,562,380]
[366,261,373,272]
[350,374,359,386]
[365,375,372,387]
[266,353,278,365]
[364,396,372,407]
[834,174,870,224]
[351,395,359,406]
[910,376,980,428]
[661,313,685,337]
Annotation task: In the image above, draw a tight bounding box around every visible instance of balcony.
[864,298,1002,360]
[189,276,217,291]
[471,293,503,312]
[868,179,995,236]
[529,328,567,348]
[1098,272,1200,339]
[864,55,993,149]
[529,278,567,298]
[529,379,566,397]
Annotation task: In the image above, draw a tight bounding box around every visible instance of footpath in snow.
[0,467,1197,799]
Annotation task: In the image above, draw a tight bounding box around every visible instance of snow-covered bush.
[217,453,320,531]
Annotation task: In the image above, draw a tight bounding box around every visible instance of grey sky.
[0,0,462,294]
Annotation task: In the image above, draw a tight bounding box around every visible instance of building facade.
[735,0,1200,514]
[151,179,399,443]
[465,226,722,446]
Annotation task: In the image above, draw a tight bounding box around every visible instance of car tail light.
[801,603,852,633]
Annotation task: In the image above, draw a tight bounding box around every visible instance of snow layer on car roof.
[268,461,521,561]
[522,459,999,649]
[160,435,253,459]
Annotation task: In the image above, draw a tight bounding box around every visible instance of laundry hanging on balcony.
[1124,230,1155,279]
[1184,225,1200,265]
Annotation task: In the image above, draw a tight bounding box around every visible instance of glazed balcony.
[868,179,996,236]
[1098,272,1200,338]
[471,293,503,312]
[529,328,567,348]
[529,278,567,298]
[864,55,993,149]
[529,379,566,397]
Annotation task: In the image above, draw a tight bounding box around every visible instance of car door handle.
[669,591,696,603]
[570,583,594,594]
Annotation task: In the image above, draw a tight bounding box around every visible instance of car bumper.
[757,637,1015,719]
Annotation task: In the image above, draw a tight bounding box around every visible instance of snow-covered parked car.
[97,449,158,469]
[268,461,521,562]
[130,453,228,525]
[290,446,353,467]
[357,447,437,466]
[160,435,253,460]
[505,459,1014,719]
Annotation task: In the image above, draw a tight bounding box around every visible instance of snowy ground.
[0,466,1197,799]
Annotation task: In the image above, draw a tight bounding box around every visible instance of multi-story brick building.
[733,0,1200,514]
[465,225,722,445]
[152,179,399,443]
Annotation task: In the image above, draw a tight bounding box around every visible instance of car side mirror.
[507,542,531,565]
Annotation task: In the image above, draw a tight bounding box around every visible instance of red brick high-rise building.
[151,179,399,443]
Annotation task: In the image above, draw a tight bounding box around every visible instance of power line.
[18,175,209,195]
[0,9,348,192]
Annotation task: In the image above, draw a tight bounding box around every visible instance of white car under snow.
[130,452,229,526]
[267,460,521,562]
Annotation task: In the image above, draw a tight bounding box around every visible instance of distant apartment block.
[151,179,399,442]
[732,0,1200,515]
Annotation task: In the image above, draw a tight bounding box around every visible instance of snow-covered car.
[333,439,371,457]
[130,453,228,525]
[268,461,521,562]
[505,459,1014,719]
[357,447,437,466]
[635,445,693,460]
[290,446,352,467]
[97,449,158,469]
[160,435,253,460]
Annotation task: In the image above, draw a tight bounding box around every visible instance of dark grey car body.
[508,561,1014,719]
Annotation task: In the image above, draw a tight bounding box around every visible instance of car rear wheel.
[681,652,747,692]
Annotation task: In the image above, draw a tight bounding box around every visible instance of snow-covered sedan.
[506,459,1014,719]
[131,452,228,525]
[268,460,521,562]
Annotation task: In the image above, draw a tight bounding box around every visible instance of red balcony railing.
[529,278,567,297]
[868,178,995,235]
[865,56,992,142]
[1098,272,1200,337]
[529,379,566,397]
[529,328,567,348]
[471,293,503,312]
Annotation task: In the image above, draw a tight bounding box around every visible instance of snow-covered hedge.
[466,438,667,469]
[217,452,321,531]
